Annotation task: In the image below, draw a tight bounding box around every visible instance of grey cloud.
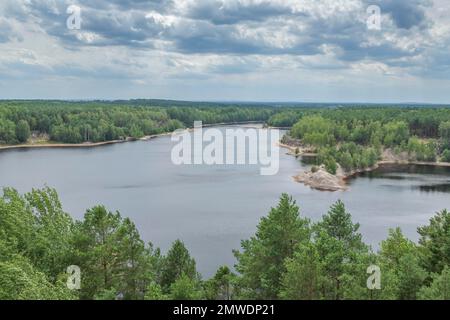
[5,0,434,57]
[366,0,432,29]
[1,0,448,80]
[183,0,294,25]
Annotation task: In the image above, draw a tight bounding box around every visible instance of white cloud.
[0,0,449,102]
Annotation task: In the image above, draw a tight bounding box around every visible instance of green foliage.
[0,188,34,259]
[291,115,335,147]
[204,266,235,300]
[396,253,427,300]
[316,143,379,174]
[16,120,31,143]
[0,101,276,145]
[324,157,337,175]
[280,243,322,300]
[0,187,201,300]
[314,201,370,300]
[169,274,203,300]
[419,266,450,300]
[418,209,450,274]
[407,137,437,162]
[0,119,17,144]
[234,194,310,299]
[25,187,74,281]
[379,228,416,267]
[71,206,155,299]
[439,121,450,148]
[442,149,450,162]
[0,256,75,300]
[144,282,167,300]
[267,111,302,127]
[160,240,198,293]
[287,107,450,172]
[375,228,428,300]
[382,121,409,147]
[71,206,124,299]
[0,188,77,300]
[317,201,364,248]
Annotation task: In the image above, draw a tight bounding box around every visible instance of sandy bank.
[0,132,174,151]
[0,121,266,152]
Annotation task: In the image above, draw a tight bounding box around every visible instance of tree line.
[0,101,275,145]
[1,188,449,300]
[2,101,450,153]
[277,108,450,173]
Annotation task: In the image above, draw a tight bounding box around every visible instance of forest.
[1,188,449,300]
[0,100,275,145]
[275,107,450,174]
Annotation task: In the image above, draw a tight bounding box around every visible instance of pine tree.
[314,200,370,300]
[234,193,310,299]
[418,209,450,274]
[160,240,198,293]
[71,206,124,299]
[419,266,450,300]
[280,242,322,300]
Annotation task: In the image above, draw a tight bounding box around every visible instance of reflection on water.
[417,184,450,193]
[359,164,450,177]
[350,164,450,194]
[299,154,317,165]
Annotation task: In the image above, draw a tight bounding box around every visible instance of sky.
[0,0,449,103]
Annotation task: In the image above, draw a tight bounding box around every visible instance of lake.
[0,126,449,277]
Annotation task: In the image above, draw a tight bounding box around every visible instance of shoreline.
[279,143,450,192]
[0,132,171,151]
[0,121,265,152]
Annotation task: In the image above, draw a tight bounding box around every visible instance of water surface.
[0,127,449,277]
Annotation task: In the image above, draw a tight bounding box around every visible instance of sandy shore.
[0,121,266,152]
[0,139,126,151]
[0,132,174,151]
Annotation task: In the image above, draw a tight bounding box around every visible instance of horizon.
[1,98,450,106]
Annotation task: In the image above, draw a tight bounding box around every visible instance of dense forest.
[0,100,275,145]
[275,108,450,174]
[1,188,449,300]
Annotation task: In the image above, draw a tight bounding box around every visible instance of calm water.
[0,126,449,277]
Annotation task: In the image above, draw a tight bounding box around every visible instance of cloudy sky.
[0,0,449,103]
